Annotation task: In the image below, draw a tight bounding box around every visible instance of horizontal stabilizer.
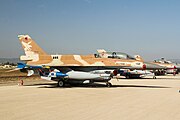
[17,63,43,69]
[17,63,26,69]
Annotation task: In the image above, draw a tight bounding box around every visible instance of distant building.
[0,65,16,69]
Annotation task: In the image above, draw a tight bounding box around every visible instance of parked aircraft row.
[96,49,179,77]
[15,35,180,87]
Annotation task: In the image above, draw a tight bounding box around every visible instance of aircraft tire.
[126,75,130,79]
[58,80,65,87]
[106,82,112,87]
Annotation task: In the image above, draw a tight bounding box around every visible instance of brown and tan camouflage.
[18,35,144,69]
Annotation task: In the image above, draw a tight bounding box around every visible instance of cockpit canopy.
[154,58,172,64]
[95,51,135,60]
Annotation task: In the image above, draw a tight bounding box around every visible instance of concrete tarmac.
[1,75,180,120]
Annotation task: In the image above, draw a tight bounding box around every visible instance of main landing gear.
[57,79,112,88]
[106,82,112,87]
[57,80,65,87]
[153,76,157,79]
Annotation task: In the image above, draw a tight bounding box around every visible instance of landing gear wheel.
[153,76,156,79]
[58,80,65,87]
[126,75,130,79]
[106,82,112,87]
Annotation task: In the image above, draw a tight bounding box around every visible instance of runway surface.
[1,75,180,120]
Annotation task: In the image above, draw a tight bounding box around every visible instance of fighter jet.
[152,58,179,75]
[17,35,148,87]
[96,49,165,78]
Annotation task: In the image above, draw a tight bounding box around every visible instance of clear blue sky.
[0,0,180,60]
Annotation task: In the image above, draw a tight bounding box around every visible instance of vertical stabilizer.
[97,49,108,58]
[134,55,144,62]
[18,35,47,61]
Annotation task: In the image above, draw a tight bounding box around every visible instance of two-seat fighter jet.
[17,35,148,87]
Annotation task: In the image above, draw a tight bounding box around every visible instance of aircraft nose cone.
[144,62,166,70]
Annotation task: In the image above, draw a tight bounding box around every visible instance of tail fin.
[97,49,108,58]
[18,35,47,61]
[97,49,107,54]
[134,55,144,62]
